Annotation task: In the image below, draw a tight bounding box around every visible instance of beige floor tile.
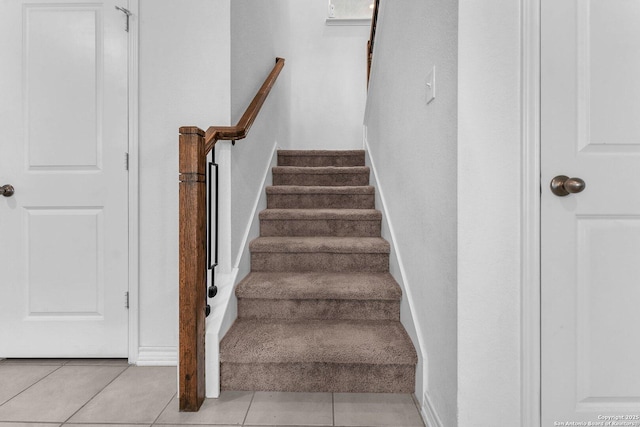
[155,392,253,425]
[0,365,59,405]
[333,393,424,427]
[0,360,68,366]
[244,392,332,426]
[64,424,148,427]
[64,359,129,366]
[0,366,126,423]
[155,425,238,427]
[0,423,61,427]
[67,366,176,424]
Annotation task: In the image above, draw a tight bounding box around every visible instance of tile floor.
[0,359,425,427]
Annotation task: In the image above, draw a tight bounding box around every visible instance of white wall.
[231,0,369,152]
[135,0,367,363]
[363,1,458,426]
[137,0,230,362]
[457,0,523,425]
[227,0,370,272]
[286,0,369,150]
[229,0,290,266]
[365,0,528,424]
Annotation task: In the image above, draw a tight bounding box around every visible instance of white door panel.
[542,0,640,423]
[0,0,129,357]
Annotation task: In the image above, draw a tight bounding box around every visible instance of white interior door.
[542,0,640,423]
[0,0,130,357]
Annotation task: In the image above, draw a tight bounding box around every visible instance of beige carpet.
[220,150,417,393]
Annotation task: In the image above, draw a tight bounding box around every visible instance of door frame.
[521,0,541,424]
[126,0,140,364]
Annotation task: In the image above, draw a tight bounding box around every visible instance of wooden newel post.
[178,126,207,412]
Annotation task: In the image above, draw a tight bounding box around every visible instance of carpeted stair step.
[259,209,382,237]
[220,149,417,396]
[250,236,390,272]
[272,166,370,186]
[266,186,375,209]
[220,318,417,393]
[278,150,365,167]
[236,272,401,320]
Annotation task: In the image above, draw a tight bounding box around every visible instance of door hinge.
[125,291,129,309]
[115,6,132,32]
[125,152,129,171]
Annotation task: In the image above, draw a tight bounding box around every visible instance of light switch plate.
[426,66,435,104]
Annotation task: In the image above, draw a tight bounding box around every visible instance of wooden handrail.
[178,57,285,413]
[204,57,285,153]
[367,0,380,86]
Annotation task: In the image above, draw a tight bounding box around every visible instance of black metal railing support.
[205,151,219,317]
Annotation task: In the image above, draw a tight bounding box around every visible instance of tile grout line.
[0,363,66,409]
[60,364,131,425]
[150,391,177,426]
[241,391,256,426]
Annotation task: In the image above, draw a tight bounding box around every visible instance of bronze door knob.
[550,175,585,197]
[0,184,14,197]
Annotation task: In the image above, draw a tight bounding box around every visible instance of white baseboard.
[136,346,177,366]
[205,269,239,398]
[364,135,427,357]
[364,132,430,424]
[233,141,279,269]
[421,392,444,427]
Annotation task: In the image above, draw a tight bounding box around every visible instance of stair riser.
[260,219,381,237]
[278,154,365,167]
[267,194,375,209]
[251,253,389,272]
[238,298,400,321]
[221,362,415,393]
[273,172,369,187]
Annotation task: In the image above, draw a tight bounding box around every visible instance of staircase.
[220,150,417,393]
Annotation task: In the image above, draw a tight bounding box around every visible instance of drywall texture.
[458,0,522,425]
[363,1,458,426]
[286,1,369,150]
[229,0,371,268]
[138,0,231,355]
[229,0,290,269]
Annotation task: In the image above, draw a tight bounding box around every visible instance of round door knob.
[0,184,14,197]
[550,175,585,197]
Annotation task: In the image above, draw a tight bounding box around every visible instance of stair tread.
[266,185,374,194]
[277,150,365,168]
[259,208,381,220]
[273,166,369,174]
[250,236,390,253]
[236,272,401,300]
[220,318,417,365]
[278,150,365,157]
